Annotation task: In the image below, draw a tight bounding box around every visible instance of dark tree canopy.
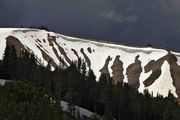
[0,45,180,120]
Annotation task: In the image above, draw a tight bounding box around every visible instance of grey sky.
[1,0,180,50]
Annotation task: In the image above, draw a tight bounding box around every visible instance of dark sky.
[1,0,180,50]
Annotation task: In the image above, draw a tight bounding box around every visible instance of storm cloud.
[0,0,26,26]
[1,0,180,49]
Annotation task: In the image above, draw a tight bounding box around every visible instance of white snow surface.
[146,61,177,97]
[0,79,7,86]
[0,28,179,97]
[61,101,93,117]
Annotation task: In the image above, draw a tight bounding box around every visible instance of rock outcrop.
[6,36,26,57]
[143,55,167,87]
[126,55,142,90]
[80,48,91,68]
[111,55,124,84]
[100,56,112,77]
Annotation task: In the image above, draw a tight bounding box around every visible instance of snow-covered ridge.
[0,28,180,99]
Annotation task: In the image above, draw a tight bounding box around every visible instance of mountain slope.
[0,28,180,101]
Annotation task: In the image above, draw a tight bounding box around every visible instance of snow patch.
[0,28,179,98]
[0,79,7,86]
[145,61,177,97]
[60,101,93,117]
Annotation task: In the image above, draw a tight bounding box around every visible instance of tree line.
[0,45,180,120]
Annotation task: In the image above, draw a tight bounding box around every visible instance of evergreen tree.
[16,50,30,80]
[44,60,54,97]
[77,57,82,71]
[1,44,180,120]
[2,45,17,80]
[2,45,12,79]
[28,54,38,82]
[163,104,173,120]
[0,60,2,78]
[99,74,108,89]
[86,69,97,112]
[81,61,87,79]
[0,80,60,120]
[10,46,17,79]
[90,113,102,120]
[66,87,76,120]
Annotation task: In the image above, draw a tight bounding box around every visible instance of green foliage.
[2,45,17,79]
[0,45,180,120]
[0,80,60,120]
[0,60,2,77]
[90,113,102,120]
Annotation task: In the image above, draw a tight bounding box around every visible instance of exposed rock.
[52,47,68,67]
[43,39,46,43]
[126,55,142,90]
[167,53,180,99]
[52,47,60,60]
[4,28,180,102]
[80,48,91,68]
[143,52,180,101]
[43,49,49,54]
[111,55,124,84]
[54,42,71,65]
[144,69,162,87]
[6,36,26,57]
[144,60,155,73]
[87,47,92,53]
[6,35,58,68]
[143,55,167,87]
[47,33,56,46]
[36,45,58,68]
[38,43,43,48]
[100,56,112,76]
[71,49,79,58]
[37,39,41,43]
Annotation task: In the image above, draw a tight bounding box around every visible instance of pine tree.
[0,60,2,78]
[16,50,31,80]
[87,69,97,112]
[163,106,173,120]
[45,60,53,96]
[28,53,38,82]
[167,90,175,102]
[2,45,11,79]
[99,73,108,89]
[2,45,17,80]
[10,46,17,79]
[90,113,102,120]
[99,77,113,120]
[77,57,82,71]
[66,87,76,120]
[0,80,60,120]
[81,61,87,79]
